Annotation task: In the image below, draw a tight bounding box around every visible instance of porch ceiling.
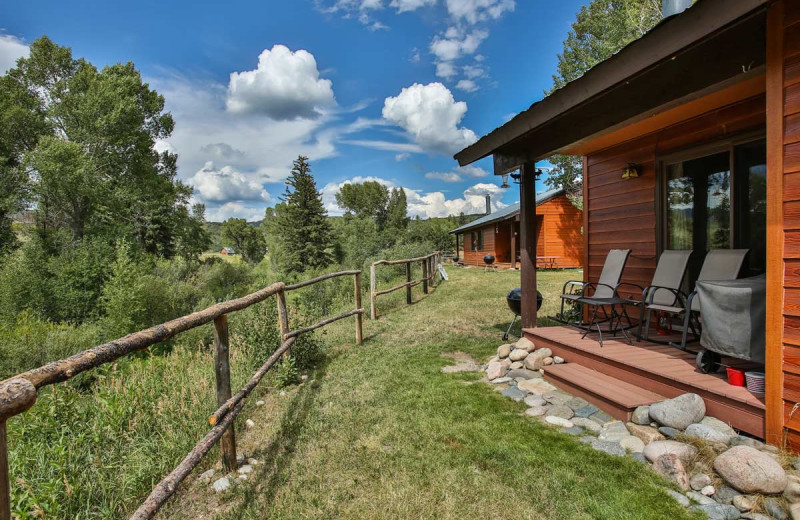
[454,0,768,173]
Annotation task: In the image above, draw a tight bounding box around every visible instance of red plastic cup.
[727,367,745,387]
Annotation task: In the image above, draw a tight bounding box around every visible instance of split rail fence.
[370,252,441,319]
[0,269,364,520]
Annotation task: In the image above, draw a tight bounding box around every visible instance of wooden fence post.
[354,272,363,344]
[405,261,412,304]
[213,315,237,471]
[276,288,290,360]
[370,263,377,320]
[422,258,428,294]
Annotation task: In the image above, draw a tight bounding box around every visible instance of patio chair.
[643,249,748,352]
[614,250,693,342]
[557,249,631,329]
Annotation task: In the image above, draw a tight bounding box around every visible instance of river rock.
[690,504,741,520]
[691,473,713,491]
[714,485,742,505]
[658,426,681,439]
[509,348,529,362]
[619,435,645,453]
[571,417,602,433]
[590,439,626,456]
[497,344,512,358]
[643,440,698,463]
[502,386,527,401]
[199,469,216,483]
[486,361,505,380]
[543,357,554,366]
[599,421,630,442]
[524,394,547,407]
[667,490,691,507]
[700,416,737,436]
[213,476,231,493]
[685,423,733,444]
[543,391,572,406]
[245,419,256,429]
[524,348,553,370]
[547,405,575,420]
[516,337,536,351]
[786,475,800,504]
[508,368,541,380]
[573,405,599,418]
[590,410,614,424]
[631,405,651,425]
[490,376,512,384]
[649,393,706,430]
[741,514,772,520]
[509,361,524,370]
[713,445,788,495]
[626,423,664,445]
[565,396,589,410]
[545,416,573,428]
[653,453,690,490]
[525,406,548,417]
[701,485,716,496]
[728,436,764,450]
[687,491,717,505]
[553,356,565,364]
[765,498,789,520]
[732,495,754,512]
[517,378,557,394]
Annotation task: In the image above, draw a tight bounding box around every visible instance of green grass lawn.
[167,266,696,520]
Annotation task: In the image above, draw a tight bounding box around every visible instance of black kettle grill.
[503,288,543,340]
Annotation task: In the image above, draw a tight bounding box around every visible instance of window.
[470,230,483,251]
[663,137,766,285]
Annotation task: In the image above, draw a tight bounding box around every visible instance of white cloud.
[0,34,29,75]
[430,27,487,62]
[382,82,477,155]
[435,61,459,79]
[424,164,488,182]
[189,162,272,203]
[390,0,437,12]
[341,139,423,153]
[320,175,396,215]
[206,202,266,222]
[226,45,336,120]
[395,152,410,161]
[444,0,515,24]
[455,79,478,92]
[463,63,486,79]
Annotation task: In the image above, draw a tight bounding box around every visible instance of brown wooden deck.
[523,326,766,438]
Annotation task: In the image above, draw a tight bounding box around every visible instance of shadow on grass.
[233,361,328,513]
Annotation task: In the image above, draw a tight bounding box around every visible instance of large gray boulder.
[684,423,733,444]
[690,504,741,520]
[497,344,512,358]
[648,393,706,430]
[631,405,651,425]
[713,445,788,495]
[486,361,505,380]
[509,348,529,362]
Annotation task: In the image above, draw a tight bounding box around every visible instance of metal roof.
[448,188,565,234]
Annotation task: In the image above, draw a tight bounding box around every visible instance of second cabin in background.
[449,188,583,269]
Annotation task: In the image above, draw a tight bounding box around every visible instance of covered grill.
[503,288,543,340]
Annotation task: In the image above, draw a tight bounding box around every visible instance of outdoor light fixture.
[621,163,641,179]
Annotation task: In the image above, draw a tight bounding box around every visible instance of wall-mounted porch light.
[621,163,641,179]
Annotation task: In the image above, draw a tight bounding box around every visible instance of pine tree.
[275,156,332,273]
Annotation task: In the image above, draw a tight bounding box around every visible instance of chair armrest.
[561,280,586,296]
[644,285,687,307]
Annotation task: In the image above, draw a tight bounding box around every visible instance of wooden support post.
[510,222,517,270]
[354,272,363,344]
[405,262,412,304]
[520,162,538,329]
[370,263,378,320]
[213,315,237,471]
[422,258,428,294]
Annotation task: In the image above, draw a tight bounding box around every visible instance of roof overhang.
[454,0,768,174]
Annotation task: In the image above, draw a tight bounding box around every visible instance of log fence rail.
[0,269,365,520]
[369,252,442,319]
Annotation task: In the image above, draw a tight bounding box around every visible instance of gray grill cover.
[695,275,765,363]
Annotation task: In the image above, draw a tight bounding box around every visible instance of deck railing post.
[213,315,237,471]
[370,263,377,320]
[405,261,412,304]
[422,258,429,294]
[354,272,363,344]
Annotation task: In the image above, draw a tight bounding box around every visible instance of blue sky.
[1,0,586,221]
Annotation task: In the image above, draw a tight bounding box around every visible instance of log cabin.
[455,0,798,448]
[449,188,583,269]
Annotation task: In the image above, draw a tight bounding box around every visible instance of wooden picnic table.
[536,256,561,269]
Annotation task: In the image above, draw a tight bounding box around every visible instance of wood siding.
[584,95,766,298]
[767,0,800,449]
[457,194,583,269]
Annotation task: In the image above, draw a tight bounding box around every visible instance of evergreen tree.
[275,156,332,273]
[386,188,408,230]
[544,0,662,205]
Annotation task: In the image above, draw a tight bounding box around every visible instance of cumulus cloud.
[226,45,336,120]
[382,82,477,155]
[395,152,411,161]
[200,143,247,161]
[455,79,478,92]
[430,27,487,62]
[189,162,271,203]
[444,0,515,24]
[320,175,396,215]
[425,172,461,182]
[205,202,267,222]
[390,0,437,12]
[0,34,29,75]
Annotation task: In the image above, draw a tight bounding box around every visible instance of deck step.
[544,363,665,422]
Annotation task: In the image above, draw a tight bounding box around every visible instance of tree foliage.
[221,218,266,263]
[544,0,662,205]
[274,156,333,273]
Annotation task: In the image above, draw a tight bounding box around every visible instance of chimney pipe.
[662,0,692,18]
[485,195,491,215]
